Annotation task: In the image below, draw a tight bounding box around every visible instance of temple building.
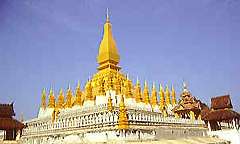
[173,82,205,120]
[21,11,206,144]
[0,103,25,141]
[203,95,240,131]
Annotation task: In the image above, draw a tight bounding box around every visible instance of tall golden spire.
[48,87,55,108]
[124,78,133,99]
[113,75,121,95]
[165,85,171,106]
[97,9,120,71]
[57,88,65,109]
[74,81,82,106]
[159,84,165,111]
[41,88,47,109]
[143,81,150,104]
[135,78,142,103]
[118,95,129,130]
[85,80,94,101]
[66,85,73,108]
[171,85,177,106]
[151,82,158,107]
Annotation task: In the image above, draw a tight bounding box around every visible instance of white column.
[233,119,236,129]
[207,121,211,131]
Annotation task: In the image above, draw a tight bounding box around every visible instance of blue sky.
[0,0,239,119]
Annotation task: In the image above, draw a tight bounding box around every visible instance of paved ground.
[128,137,229,144]
[0,141,19,144]
[0,137,229,144]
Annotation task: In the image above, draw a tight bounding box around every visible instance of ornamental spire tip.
[77,80,80,88]
[106,8,110,22]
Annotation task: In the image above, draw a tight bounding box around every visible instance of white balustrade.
[22,104,204,137]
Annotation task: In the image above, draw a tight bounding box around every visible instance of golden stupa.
[22,10,206,144]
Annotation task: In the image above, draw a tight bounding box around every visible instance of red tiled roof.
[0,103,15,118]
[211,95,233,110]
[0,118,25,130]
[202,109,240,121]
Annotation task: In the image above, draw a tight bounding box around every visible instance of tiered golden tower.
[135,79,142,103]
[74,82,82,106]
[165,85,171,106]
[124,78,133,99]
[66,85,73,108]
[151,83,158,107]
[87,11,129,102]
[143,81,150,104]
[39,10,181,125]
[118,95,129,130]
[85,80,94,101]
[48,88,55,108]
[97,10,120,71]
[57,89,65,109]
[40,89,47,109]
[159,84,165,111]
[171,85,176,106]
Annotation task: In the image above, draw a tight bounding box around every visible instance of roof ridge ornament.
[183,81,188,92]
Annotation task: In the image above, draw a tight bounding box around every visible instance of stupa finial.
[106,8,110,22]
